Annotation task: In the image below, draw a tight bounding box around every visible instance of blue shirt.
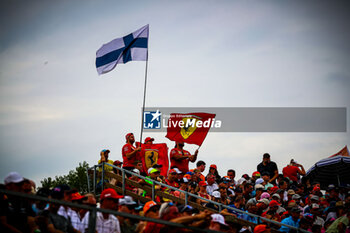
[279,216,300,232]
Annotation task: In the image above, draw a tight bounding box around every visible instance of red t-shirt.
[122,144,139,168]
[282,165,299,182]
[165,179,179,188]
[170,148,191,173]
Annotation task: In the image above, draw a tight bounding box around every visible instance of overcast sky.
[0,0,349,187]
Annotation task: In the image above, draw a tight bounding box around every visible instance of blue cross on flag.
[96,25,149,75]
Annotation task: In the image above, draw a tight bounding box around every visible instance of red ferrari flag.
[165,112,216,146]
[136,142,169,176]
[329,146,350,158]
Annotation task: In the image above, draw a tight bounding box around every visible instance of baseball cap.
[252,171,261,177]
[270,186,279,193]
[143,201,158,214]
[148,168,160,174]
[212,191,221,198]
[237,177,247,185]
[288,200,297,208]
[132,169,140,175]
[144,137,154,143]
[211,214,228,226]
[313,186,321,192]
[210,164,217,169]
[287,189,296,195]
[255,178,264,185]
[292,194,301,200]
[119,196,137,206]
[255,184,264,190]
[291,207,302,213]
[71,192,87,201]
[173,168,182,174]
[258,198,269,206]
[182,178,189,183]
[50,185,70,200]
[100,188,123,200]
[269,200,280,207]
[261,192,270,200]
[311,203,320,209]
[272,193,281,199]
[263,153,270,158]
[113,160,123,166]
[101,149,110,153]
[254,224,269,233]
[168,169,177,174]
[125,133,133,141]
[180,205,194,213]
[310,195,320,201]
[199,181,207,187]
[4,172,24,185]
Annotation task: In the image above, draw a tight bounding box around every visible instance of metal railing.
[88,163,309,233]
[0,189,224,233]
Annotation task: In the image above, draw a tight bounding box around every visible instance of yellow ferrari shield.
[145,150,159,168]
[180,117,198,139]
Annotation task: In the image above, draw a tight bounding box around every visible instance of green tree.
[40,161,90,193]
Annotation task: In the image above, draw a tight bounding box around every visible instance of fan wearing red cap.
[144,137,154,145]
[165,169,179,189]
[254,224,271,233]
[122,133,141,172]
[206,164,221,183]
[80,188,122,233]
[169,142,198,174]
[197,181,211,206]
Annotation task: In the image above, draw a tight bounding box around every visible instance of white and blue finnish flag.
[96,25,149,75]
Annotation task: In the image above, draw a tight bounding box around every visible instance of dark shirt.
[257,161,278,178]
[45,211,75,233]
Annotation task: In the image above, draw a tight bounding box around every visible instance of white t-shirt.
[81,211,121,233]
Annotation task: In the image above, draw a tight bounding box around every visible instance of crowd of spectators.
[2,135,350,233]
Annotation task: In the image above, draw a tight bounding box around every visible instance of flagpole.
[139,30,149,146]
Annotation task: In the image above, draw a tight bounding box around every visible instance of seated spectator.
[206,190,222,211]
[209,213,229,232]
[197,181,211,206]
[279,207,301,232]
[118,196,138,233]
[206,174,218,196]
[141,201,161,233]
[32,188,50,215]
[69,192,88,231]
[190,161,206,181]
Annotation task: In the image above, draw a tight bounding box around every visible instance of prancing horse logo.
[180,117,198,139]
[145,150,159,168]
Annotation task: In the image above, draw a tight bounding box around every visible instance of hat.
[113,160,123,166]
[199,181,207,187]
[254,224,269,233]
[210,164,217,170]
[258,198,269,206]
[313,186,321,192]
[212,191,221,198]
[252,171,261,177]
[149,168,160,174]
[255,178,264,185]
[119,196,137,205]
[182,178,189,183]
[125,133,133,141]
[288,200,297,208]
[71,192,87,201]
[132,169,140,175]
[222,176,232,182]
[270,186,279,193]
[101,149,110,153]
[272,193,281,199]
[292,194,301,200]
[287,189,296,195]
[180,205,194,213]
[51,186,65,199]
[261,192,270,200]
[186,171,194,175]
[328,184,336,190]
[310,195,319,201]
[211,214,228,226]
[255,184,264,190]
[168,169,177,174]
[237,177,247,185]
[143,201,158,214]
[311,203,320,209]
[144,137,154,143]
[269,200,280,207]
[263,153,270,158]
[100,188,123,200]
[4,172,24,185]
[290,159,298,164]
[290,207,302,213]
[173,168,182,174]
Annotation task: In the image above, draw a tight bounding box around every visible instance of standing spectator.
[122,133,141,171]
[282,159,305,184]
[99,149,114,172]
[190,160,206,181]
[257,153,279,184]
[206,164,221,183]
[170,142,198,173]
[82,188,122,233]
[227,169,237,187]
[144,137,154,145]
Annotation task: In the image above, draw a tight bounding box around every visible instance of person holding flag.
[170,141,198,174]
[122,133,141,172]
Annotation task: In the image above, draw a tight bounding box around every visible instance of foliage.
[40,161,90,193]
